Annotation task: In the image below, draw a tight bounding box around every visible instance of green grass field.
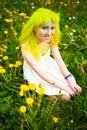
[0,0,87,129]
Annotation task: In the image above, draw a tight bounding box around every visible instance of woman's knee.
[47,95,71,101]
[62,95,71,101]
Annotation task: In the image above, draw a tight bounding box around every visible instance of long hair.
[19,8,61,60]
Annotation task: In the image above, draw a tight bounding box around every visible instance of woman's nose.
[46,29,51,35]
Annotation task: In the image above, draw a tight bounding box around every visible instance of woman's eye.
[51,26,55,30]
[41,26,48,30]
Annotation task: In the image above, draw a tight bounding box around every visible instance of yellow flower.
[0,66,3,69]
[4,30,8,35]
[0,54,3,57]
[5,18,13,23]
[19,106,26,113]
[66,64,69,67]
[16,46,20,50]
[65,25,69,29]
[38,83,42,88]
[31,2,34,6]
[15,61,22,66]
[53,117,59,123]
[3,45,8,49]
[3,49,6,52]
[0,16,2,19]
[11,26,14,30]
[19,12,27,17]
[70,119,74,123]
[85,34,87,38]
[29,83,36,91]
[13,10,18,14]
[14,61,22,68]
[3,56,8,60]
[38,87,45,95]
[26,97,34,105]
[63,43,67,46]
[0,68,6,73]
[60,1,63,5]
[46,0,51,4]
[9,63,14,68]
[14,31,17,36]
[22,22,25,26]
[20,84,29,91]
[64,3,68,7]
[24,15,29,19]
[14,64,19,68]
[19,90,24,97]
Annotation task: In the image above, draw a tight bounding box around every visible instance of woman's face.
[35,21,55,44]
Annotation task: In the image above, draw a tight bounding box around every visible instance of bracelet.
[51,82,55,86]
[65,74,72,79]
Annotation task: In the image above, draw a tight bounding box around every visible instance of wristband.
[65,74,72,79]
[51,82,55,86]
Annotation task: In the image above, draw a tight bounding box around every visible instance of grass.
[0,0,87,129]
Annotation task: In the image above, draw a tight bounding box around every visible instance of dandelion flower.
[53,117,59,123]
[38,87,45,95]
[0,66,3,69]
[63,43,67,46]
[60,1,63,5]
[85,34,87,38]
[3,56,8,60]
[16,46,20,50]
[65,25,69,29]
[26,97,34,105]
[20,84,29,91]
[0,54,3,57]
[19,90,24,97]
[70,119,74,123]
[5,18,13,23]
[31,2,34,6]
[3,45,8,49]
[46,0,51,4]
[19,106,26,113]
[14,61,22,68]
[64,3,68,7]
[0,16,2,19]
[9,63,14,68]
[11,26,14,30]
[29,83,36,91]
[0,68,6,73]
[4,30,8,35]
[15,61,22,66]
[19,12,27,17]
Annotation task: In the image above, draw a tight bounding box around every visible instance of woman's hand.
[67,77,82,95]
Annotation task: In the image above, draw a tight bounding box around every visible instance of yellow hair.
[19,8,61,60]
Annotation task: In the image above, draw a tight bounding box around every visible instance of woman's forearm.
[52,46,70,77]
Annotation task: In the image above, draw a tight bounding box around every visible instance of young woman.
[20,8,82,100]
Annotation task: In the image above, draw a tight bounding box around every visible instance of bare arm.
[52,46,82,94]
[52,46,70,77]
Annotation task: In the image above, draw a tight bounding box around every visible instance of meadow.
[0,0,87,129]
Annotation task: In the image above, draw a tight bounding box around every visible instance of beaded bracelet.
[65,74,72,79]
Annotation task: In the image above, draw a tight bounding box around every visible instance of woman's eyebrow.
[41,25,48,27]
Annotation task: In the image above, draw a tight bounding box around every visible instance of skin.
[35,21,55,43]
[21,21,82,101]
